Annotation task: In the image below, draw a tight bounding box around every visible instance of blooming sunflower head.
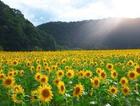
[108,86,118,95]
[120,77,128,86]
[121,86,130,96]
[56,70,64,78]
[57,81,65,95]
[40,75,48,85]
[91,77,100,88]
[3,76,15,88]
[73,83,84,98]
[66,70,74,79]
[127,70,137,80]
[38,85,53,103]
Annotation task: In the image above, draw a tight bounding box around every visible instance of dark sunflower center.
[42,89,50,98]
[5,79,12,85]
[75,87,80,95]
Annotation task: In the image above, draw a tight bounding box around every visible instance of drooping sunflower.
[57,81,65,95]
[38,85,53,103]
[73,83,84,98]
[3,76,15,88]
[108,86,118,95]
[66,69,74,79]
[91,77,100,88]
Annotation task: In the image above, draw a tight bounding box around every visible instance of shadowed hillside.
[38,18,140,49]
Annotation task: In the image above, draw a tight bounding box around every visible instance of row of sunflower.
[0,50,140,106]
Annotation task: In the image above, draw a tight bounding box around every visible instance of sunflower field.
[0,50,140,106]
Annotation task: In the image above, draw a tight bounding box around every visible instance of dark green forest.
[1,0,140,51]
[0,1,56,51]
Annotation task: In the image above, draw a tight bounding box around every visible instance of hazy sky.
[2,0,140,25]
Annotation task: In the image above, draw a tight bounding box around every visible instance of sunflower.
[73,83,84,98]
[36,64,42,72]
[127,60,134,66]
[56,70,64,78]
[135,66,140,75]
[0,73,5,80]
[108,86,118,95]
[40,75,48,85]
[3,76,15,88]
[127,71,137,80]
[31,90,38,102]
[35,72,42,81]
[65,66,69,70]
[12,84,24,93]
[38,85,53,103]
[78,70,85,78]
[30,66,35,73]
[53,77,61,86]
[36,59,41,64]
[91,77,100,88]
[111,70,118,79]
[99,71,107,80]
[45,66,51,73]
[11,92,24,104]
[12,60,18,65]
[57,81,65,95]
[84,70,92,78]
[120,77,128,86]
[26,61,31,67]
[66,70,74,79]
[121,86,130,96]
[19,70,24,77]
[106,63,113,70]
[96,68,103,75]
[51,65,57,70]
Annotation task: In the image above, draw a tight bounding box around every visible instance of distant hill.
[38,18,140,49]
[0,0,56,51]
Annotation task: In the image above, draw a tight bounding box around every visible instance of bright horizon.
[2,0,140,25]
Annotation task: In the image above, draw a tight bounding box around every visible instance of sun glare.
[112,0,140,18]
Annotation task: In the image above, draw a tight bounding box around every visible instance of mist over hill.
[38,18,140,49]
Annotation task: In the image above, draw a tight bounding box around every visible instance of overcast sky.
[2,0,140,25]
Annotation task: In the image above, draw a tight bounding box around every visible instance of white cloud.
[2,0,140,25]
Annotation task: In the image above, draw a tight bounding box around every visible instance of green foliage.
[0,0,56,51]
